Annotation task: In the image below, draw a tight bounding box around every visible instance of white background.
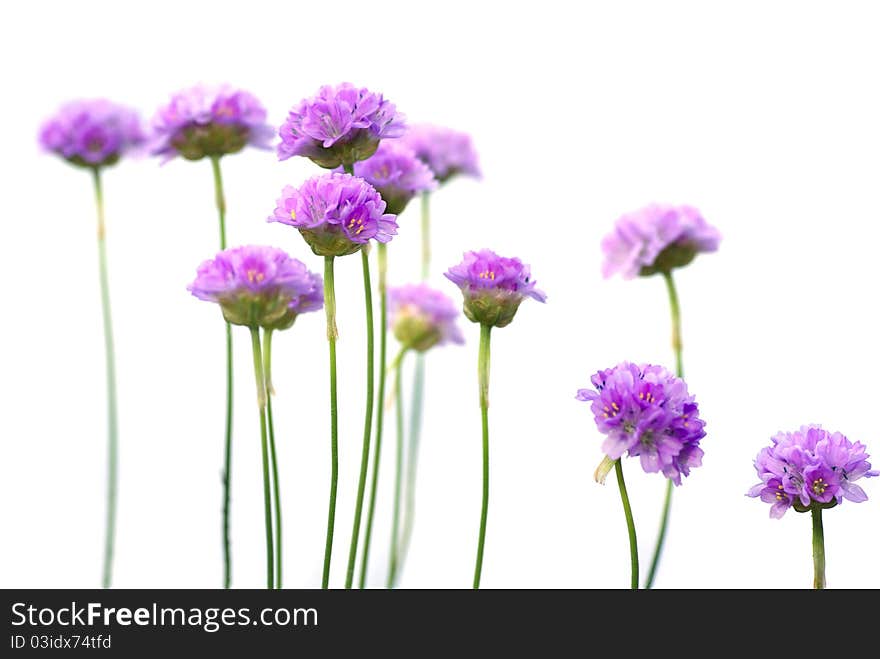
[2,0,878,589]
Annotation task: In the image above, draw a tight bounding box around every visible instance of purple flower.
[401,124,481,183]
[39,99,144,168]
[151,84,274,162]
[188,245,323,329]
[748,426,877,518]
[601,204,721,279]
[388,284,464,352]
[577,362,706,485]
[344,141,437,215]
[269,173,398,257]
[277,82,405,169]
[445,249,545,328]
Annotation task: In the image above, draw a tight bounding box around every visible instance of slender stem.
[263,329,282,589]
[359,243,389,588]
[93,168,118,590]
[420,192,431,281]
[473,324,492,589]
[322,256,338,589]
[345,248,376,588]
[210,155,234,590]
[811,506,826,589]
[387,350,407,587]
[398,354,424,577]
[643,270,684,589]
[614,460,639,589]
[249,327,274,589]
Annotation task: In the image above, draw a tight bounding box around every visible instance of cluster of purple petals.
[269,173,397,256]
[401,124,481,183]
[346,141,437,215]
[188,245,322,328]
[601,204,721,279]
[277,83,405,168]
[576,362,706,485]
[39,99,145,168]
[748,426,877,518]
[388,283,464,351]
[151,84,274,161]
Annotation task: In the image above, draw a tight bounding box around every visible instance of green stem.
[387,350,407,588]
[473,324,492,589]
[644,270,684,589]
[359,243,389,588]
[615,459,639,589]
[811,505,826,589]
[249,327,274,589]
[210,155,234,590]
[263,329,282,589]
[322,256,338,589]
[345,248,376,589]
[420,192,431,281]
[93,168,118,590]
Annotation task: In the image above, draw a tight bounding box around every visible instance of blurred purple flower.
[39,99,144,168]
[601,204,720,279]
[401,123,481,183]
[577,362,706,486]
[388,283,464,352]
[345,141,437,215]
[277,82,405,169]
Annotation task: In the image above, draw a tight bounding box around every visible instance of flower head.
[269,173,398,257]
[747,426,877,519]
[388,284,464,352]
[345,141,437,215]
[277,82,405,169]
[445,249,545,328]
[577,362,706,486]
[188,245,323,329]
[401,123,481,183]
[601,204,721,279]
[39,99,144,168]
[151,84,274,161]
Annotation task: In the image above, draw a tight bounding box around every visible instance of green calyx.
[462,289,523,328]
[172,124,249,161]
[639,243,698,277]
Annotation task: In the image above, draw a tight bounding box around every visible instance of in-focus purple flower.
[388,283,464,352]
[269,172,398,257]
[577,362,707,486]
[188,245,323,329]
[39,99,144,169]
[445,249,545,328]
[747,426,877,518]
[401,123,481,184]
[343,141,437,215]
[151,84,274,162]
[277,82,405,169]
[601,204,721,279]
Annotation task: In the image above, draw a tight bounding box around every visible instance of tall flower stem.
[644,270,683,589]
[210,155,235,589]
[615,460,639,589]
[249,327,274,589]
[345,248,376,589]
[359,243,389,588]
[420,191,431,281]
[387,349,407,587]
[322,256,338,589]
[811,506,826,589]
[473,324,492,589]
[93,168,118,590]
[263,329,282,588]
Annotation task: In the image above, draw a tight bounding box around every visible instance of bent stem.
[359,243,389,588]
[263,329,282,589]
[644,270,683,589]
[473,324,492,589]
[345,248,376,589]
[249,327,274,589]
[811,505,826,589]
[615,459,639,589]
[211,155,234,589]
[93,168,118,590]
[322,256,338,589]
[387,349,408,588]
